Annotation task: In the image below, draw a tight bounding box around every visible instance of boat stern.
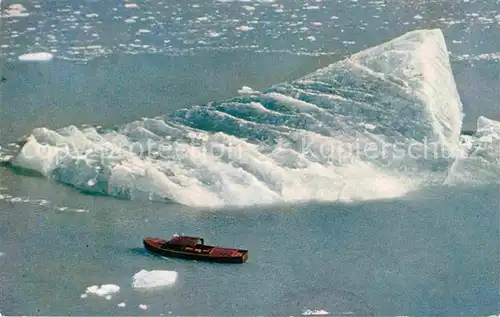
[240,250,249,263]
[143,237,165,250]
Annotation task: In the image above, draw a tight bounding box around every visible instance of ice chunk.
[139,304,148,310]
[302,309,329,315]
[84,284,120,297]
[444,116,500,185]
[235,25,252,31]
[2,3,29,17]
[118,302,126,307]
[132,269,178,290]
[18,52,54,61]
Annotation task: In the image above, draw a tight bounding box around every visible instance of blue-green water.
[1,0,499,315]
[0,181,498,316]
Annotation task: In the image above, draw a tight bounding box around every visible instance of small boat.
[143,235,248,263]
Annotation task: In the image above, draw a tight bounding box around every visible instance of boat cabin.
[162,236,206,252]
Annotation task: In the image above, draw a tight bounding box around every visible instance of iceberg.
[9,28,493,207]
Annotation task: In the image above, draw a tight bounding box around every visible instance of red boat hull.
[143,238,248,263]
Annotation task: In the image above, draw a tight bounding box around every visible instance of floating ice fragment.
[132,269,178,290]
[235,25,252,31]
[18,52,53,61]
[84,284,120,297]
[302,309,329,315]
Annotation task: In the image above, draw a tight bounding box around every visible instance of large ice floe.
[8,28,499,207]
